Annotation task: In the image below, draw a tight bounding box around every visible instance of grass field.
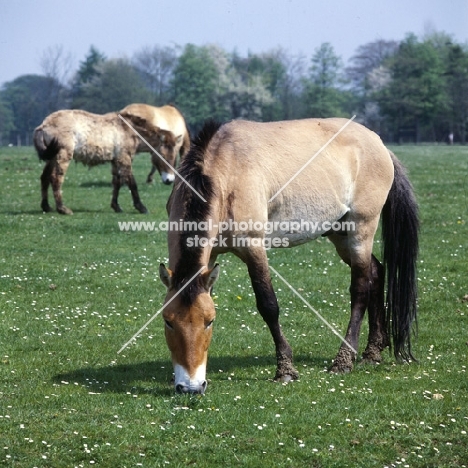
[0,144,467,467]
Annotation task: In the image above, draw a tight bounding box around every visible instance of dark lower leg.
[146,165,156,183]
[40,162,53,212]
[362,255,389,363]
[247,259,298,381]
[127,173,147,214]
[330,267,370,373]
[111,171,123,213]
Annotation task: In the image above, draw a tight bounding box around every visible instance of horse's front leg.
[120,156,148,214]
[240,248,299,382]
[111,162,123,213]
[146,161,157,184]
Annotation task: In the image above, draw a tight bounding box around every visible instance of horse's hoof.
[57,206,73,215]
[274,366,299,383]
[41,202,52,213]
[136,205,148,214]
[278,374,294,383]
[112,205,123,213]
[329,363,352,374]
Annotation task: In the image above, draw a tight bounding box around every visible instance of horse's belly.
[73,146,115,165]
[73,134,122,165]
[265,218,322,247]
[266,204,349,247]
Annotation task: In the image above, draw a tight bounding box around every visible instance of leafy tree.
[170,44,219,131]
[376,34,445,142]
[444,43,468,143]
[72,58,151,113]
[230,50,286,120]
[0,97,14,145]
[301,43,349,117]
[71,46,106,109]
[207,46,273,122]
[1,75,64,145]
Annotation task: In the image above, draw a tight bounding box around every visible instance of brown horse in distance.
[159,118,419,394]
[34,109,178,214]
[120,103,190,184]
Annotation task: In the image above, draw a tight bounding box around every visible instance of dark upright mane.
[172,120,223,302]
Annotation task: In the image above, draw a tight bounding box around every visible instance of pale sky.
[1,0,467,87]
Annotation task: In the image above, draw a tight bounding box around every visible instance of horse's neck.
[168,227,215,272]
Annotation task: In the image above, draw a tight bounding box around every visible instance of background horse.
[120,103,190,184]
[34,109,178,215]
[159,118,419,394]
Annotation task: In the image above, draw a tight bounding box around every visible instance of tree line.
[1,31,467,146]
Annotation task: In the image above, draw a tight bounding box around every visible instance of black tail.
[382,151,419,361]
[33,127,60,161]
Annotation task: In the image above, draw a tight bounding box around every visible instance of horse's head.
[159,263,220,394]
[153,130,183,185]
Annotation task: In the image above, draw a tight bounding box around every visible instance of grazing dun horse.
[34,109,178,214]
[120,103,190,184]
[159,118,419,394]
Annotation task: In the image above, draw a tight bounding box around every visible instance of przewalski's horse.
[120,103,190,184]
[34,109,178,215]
[159,118,419,394]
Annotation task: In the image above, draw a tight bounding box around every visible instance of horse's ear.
[159,264,173,289]
[202,264,220,291]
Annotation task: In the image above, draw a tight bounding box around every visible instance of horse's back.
[206,118,392,191]
[121,103,187,136]
[202,118,394,235]
[37,109,124,163]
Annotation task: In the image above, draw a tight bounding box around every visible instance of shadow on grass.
[80,181,112,188]
[53,353,328,396]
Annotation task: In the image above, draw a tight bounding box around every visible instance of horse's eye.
[206,319,214,329]
[164,319,173,330]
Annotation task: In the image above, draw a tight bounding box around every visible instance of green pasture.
[0,144,467,467]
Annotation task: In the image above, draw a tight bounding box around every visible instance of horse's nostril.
[175,383,188,394]
[201,380,207,393]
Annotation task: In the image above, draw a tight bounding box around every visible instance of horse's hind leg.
[114,158,148,214]
[40,161,54,212]
[128,172,147,214]
[361,255,390,364]
[50,152,73,215]
[237,247,299,382]
[327,219,379,373]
